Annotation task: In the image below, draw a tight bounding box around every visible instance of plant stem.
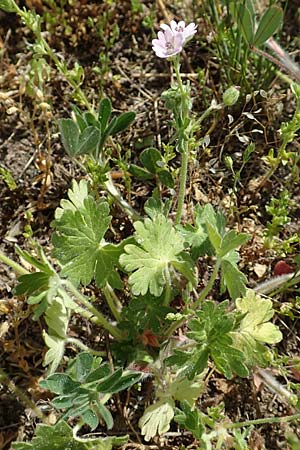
[192,259,221,310]
[166,260,222,337]
[0,250,29,276]
[224,413,300,429]
[64,281,125,341]
[173,57,190,225]
[103,283,122,322]
[166,316,186,339]
[0,368,46,422]
[66,337,105,356]
[163,266,172,306]
[175,138,189,225]
[104,174,142,221]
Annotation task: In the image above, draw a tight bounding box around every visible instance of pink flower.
[152,20,197,58]
[152,28,184,58]
[161,20,197,44]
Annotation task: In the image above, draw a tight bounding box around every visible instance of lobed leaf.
[139,398,175,441]
[236,289,282,344]
[43,332,66,374]
[120,214,191,296]
[11,420,128,450]
[52,180,124,288]
[221,252,247,300]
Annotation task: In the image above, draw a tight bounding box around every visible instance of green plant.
[202,0,283,89]
[264,189,300,254]
[1,3,299,448]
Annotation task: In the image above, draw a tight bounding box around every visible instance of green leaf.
[144,189,172,219]
[157,169,174,188]
[120,214,186,296]
[83,112,99,128]
[43,332,66,373]
[45,299,69,339]
[140,147,162,174]
[236,289,282,344]
[96,368,122,392]
[15,245,53,274]
[128,164,154,180]
[0,0,18,13]
[232,2,255,44]
[58,118,79,157]
[104,371,142,393]
[169,301,248,379]
[96,402,114,430]
[253,6,283,47]
[54,179,89,219]
[139,398,175,441]
[68,352,94,382]
[11,420,128,450]
[177,203,217,259]
[109,111,136,135]
[40,373,81,395]
[221,252,247,300]
[77,126,100,155]
[206,220,222,252]
[81,409,99,431]
[52,180,123,288]
[95,368,140,394]
[85,364,110,383]
[174,401,205,440]
[98,97,112,132]
[218,230,250,258]
[169,375,203,405]
[15,272,51,295]
[172,255,197,286]
[38,353,137,432]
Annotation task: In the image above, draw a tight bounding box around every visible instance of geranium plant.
[1,3,300,449]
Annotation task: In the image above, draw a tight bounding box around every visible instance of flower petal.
[160,23,172,34]
[170,20,177,32]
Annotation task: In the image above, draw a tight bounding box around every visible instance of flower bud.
[223,86,240,106]
[0,0,18,12]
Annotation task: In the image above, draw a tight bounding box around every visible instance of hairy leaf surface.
[120,214,195,296]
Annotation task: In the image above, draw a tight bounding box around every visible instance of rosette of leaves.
[39,352,141,431]
[120,214,196,297]
[51,179,129,288]
[58,97,135,158]
[129,147,174,188]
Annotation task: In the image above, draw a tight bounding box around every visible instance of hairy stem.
[173,57,190,225]
[225,413,300,429]
[0,368,46,422]
[192,259,221,310]
[64,281,125,341]
[163,266,172,306]
[103,283,122,322]
[66,337,105,356]
[0,250,29,276]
